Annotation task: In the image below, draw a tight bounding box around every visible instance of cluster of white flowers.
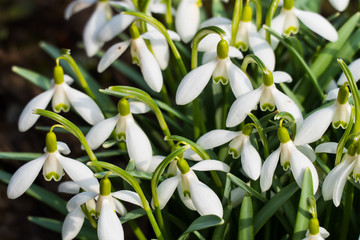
[7,0,360,239]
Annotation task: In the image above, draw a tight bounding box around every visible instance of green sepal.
[283,0,294,10]
[217,39,229,59]
[53,65,64,85]
[100,177,112,196]
[241,5,252,22]
[337,85,349,105]
[278,127,291,144]
[46,132,57,153]
[309,218,319,235]
[118,98,131,116]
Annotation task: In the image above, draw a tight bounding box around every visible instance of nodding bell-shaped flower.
[176,39,253,105]
[268,0,338,49]
[295,85,351,146]
[260,126,319,193]
[65,177,143,240]
[303,218,330,240]
[194,124,261,180]
[175,0,201,43]
[7,132,99,199]
[155,157,230,217]
[85,98,153,172]
[317,142,360,207]
[329,0,349,12]
[226,70,303,128]
[18,65,104,132]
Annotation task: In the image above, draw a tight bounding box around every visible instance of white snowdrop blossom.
[176,39,252,105]
[195,124,261,180]
[85,98,153,172]
[329,0,349,12]
[175,0,201,43]
[260,127,318,193]
[303,218,330,240]
[268,0,338,49]
[7,132,99,199]
[66,177,143,240]
[98,25,179,92]
[295,85,351,146]
[18,66,104,132]
[317,142,360,207]
[226,70,303,128]
[155,158,230,217]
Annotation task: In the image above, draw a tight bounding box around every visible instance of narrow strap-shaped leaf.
[12,66,51,90]
[120,208,147,223]
[227,173,266,203]
[238,195,254,240]
[0,152,42,161]
[178,215,224,239]
[248,113,270,158]
[264,0,280,43]
[292,168,313,240]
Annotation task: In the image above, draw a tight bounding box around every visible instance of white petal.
[98,198,124,240]
[63,84,105,125]
[58,181,80,194]
[112,190,143,208]
[149,2,169,14]
[198,34,222,52]
[191,160,230,172]
[326,88,339,101]
[156,176,180,209]
[57,142,71,155]
[226,86,263,127]
[176,59,218,105]
[289,144,319,193]
[7,155,46,199]
[294,8,338,42]
[175,0,200,43]
[241,137,262,180]
[268,12,286,49]
[113,198,127,216]
[248,24,275,71]
[147,33,170,70]
[129,100,151,114]
[18,88,55,132]
[315,142,343,154]
[273,71,292,83]
[200,17,232,28]
[62,206,85,240]
[98,41,131,72]
[296,144,316,162]
[67,192,98,212]
[319,227,330,238]
[188,175,223,217]
[64,0,95,20]
[322,157,349,201]
[134,38,164,92]
[183,148,203,161]
[197,129,240,149]
[202,50,217,64]
[228,46,243,59]
[85,115,119,150]
[337,58,360,85]
[230,187,246,208]
[145,155,165,173]
[126,118,152,171]
[97,14,136,42]
[228,62,253,98]
[271,87,303,125]
[83,2,107,57]
[294,105,336,146]
[260,147,281,192]
[57,154,99,193]
[332,159,355,206]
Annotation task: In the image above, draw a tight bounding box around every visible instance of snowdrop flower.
[195,124,261,180]
[303,218,330,240]
[175,0,201,43]
[268,0,338,49]
[318,142,360,207]
[156,157,230,217]
[226,70,303,128]
[7,132,99,199]
[18,66,104,132]
[295,85,351,146]
[260,126,319,193]
[66,177,143,240]
[85,98,153,172]
[176,39,252,105]
[329,0,349,12]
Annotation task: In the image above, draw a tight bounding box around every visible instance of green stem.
[165,0,174,30]
[251,0,262,30]
[340,183,354,240]
[265,0,280,43]
[230,0,243,46]
[128,220,147,240]
[222,84,230,129]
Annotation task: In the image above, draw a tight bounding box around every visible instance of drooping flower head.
[175,0,201,43]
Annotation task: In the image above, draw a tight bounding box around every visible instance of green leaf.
[12,66,51,90]
[178,215,224,239]
[227,173,266,203]
[238,196,254,240]
[0,169,67,214]
[254,182,298,234]
[120,208,147,223]
[0,152,42,161]
[76,150,127,162]
[293,168,313,240]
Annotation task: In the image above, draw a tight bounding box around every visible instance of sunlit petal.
[97,14,136,42]
[296,144,316,162]
[67,192,98,212]
[175,0,200,43]
[62,206,85,240]
[273,71,292,83]
[197,129,240,149]
[241,137,261,180]
[156,176,180,209]
[228,62,253,98]
[315,142,344,154]
[112,190,143,208]
[98,41,131,72]
[85,115,119,150]
[191,160,230,172]
[58,181,80,194]
[260,147,280,192]
[98,198,124,240]
[64,0,95,20]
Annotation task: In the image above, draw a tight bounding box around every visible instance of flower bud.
[217,40,229,60]
[118,98,130,116]
[46,132,57,153]
[337,85,349,105]
[241,5,253,22]
[284,0,294,10]
[277,127,290,144]
[263,70,274,87]
[100,177,112,196]
[130,24,140,40]
[54,65,64,85]
[177,157,190,174]
[309,218,319,235]
[242,124,253,136]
